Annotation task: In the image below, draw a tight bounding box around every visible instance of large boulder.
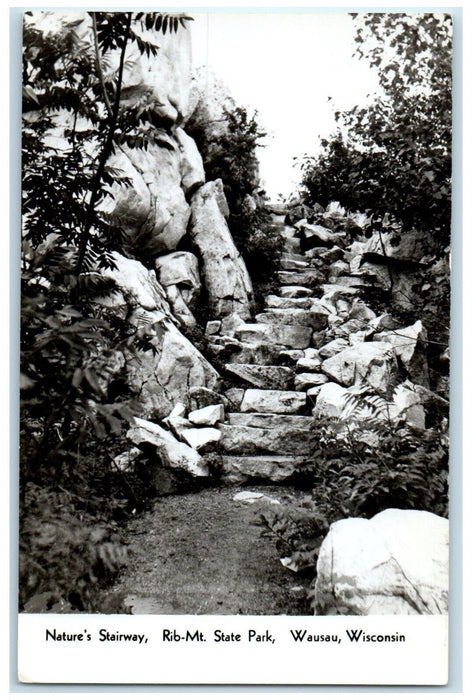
[94,254,220,418]
[321,342,397,393]
[375,320,429,387]
[364,229,434,263]
[314,509,448,615]
[125,315,221,420]
[189,180,253,319]
[104,138,192,258]
[95,252,173,316]
[119,24,193,124]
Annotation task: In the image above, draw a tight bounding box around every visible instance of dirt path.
[112,485,312,615]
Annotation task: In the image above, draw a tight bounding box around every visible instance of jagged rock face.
[126,316,220,420]
[314,509,449,615]
[120,25,193,125]
[321,342,397,393]
[189,180,254,319]
[105,129,204,258]
[95,251,174,316]
[31,12,193,125]
[186,66,236,138]
[94,254,220,420]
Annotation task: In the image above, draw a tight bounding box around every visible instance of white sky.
[189,11,380,199]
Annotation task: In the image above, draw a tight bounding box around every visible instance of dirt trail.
[112,485,312,615]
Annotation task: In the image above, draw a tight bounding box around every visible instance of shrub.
[259,410,448,582]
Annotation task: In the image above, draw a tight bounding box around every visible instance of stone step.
[240,388,307,414]
[219,423,315,455]
[227,413,315,430]
[279,257,309,271]
[281,252,306,263]
[256,308,329,331]
[278,270,322,287]
[224,363,294,390]
[234,323,312,350]
[265,295,315,310]
[279,286,314,298]
[221,455,309,485]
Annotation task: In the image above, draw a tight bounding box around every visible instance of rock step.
[265,295,320,310]
[278,270,322,287]
[221,455,309,485]
[208,339,303,366]
[240,388,307,414]
[279,285,315,298]
[219,424,315,456]
[227,413,315,429]
[279,258,309,271]
[256,308,329,331]
[280,252,307,263]
[224,364,294,390]
[234,322,312,350]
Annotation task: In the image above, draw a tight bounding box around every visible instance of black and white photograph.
[17,6,455,685]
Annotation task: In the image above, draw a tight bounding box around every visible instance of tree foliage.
[298,13,452,247]
[20,11,191,612]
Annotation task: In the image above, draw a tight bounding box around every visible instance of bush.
[259,410,448,582]
[19,483,129,613]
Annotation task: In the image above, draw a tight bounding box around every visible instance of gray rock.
[219,424,315,455]
[364,229,434,262]
[278,270,322,287]
[128,417,208,477]
[279,286,314,298]
[221,455,307,485]
[314,509,449,615]
[296,357,322,373]
[205,320,222,336]
[234,323,312,350]
[312,382,349,418]
[294,373,329,391]
[227,413,315,430]
[189,386,225,412]
[256,307,329,331]
[240,389,307,414]
[265,295,313,310]
[188,403,225,426]
[374,320,429,387]
[321,341,397,393]
[190,181,253,319]
[225,364,294,390]
[180,427,221,452]
[155,251,201,309]
[224,388,245,410]
[126,316,220,420]
[318,338,349,359]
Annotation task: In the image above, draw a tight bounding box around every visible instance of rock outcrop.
[313,509,449,615]
[189,180,254,319]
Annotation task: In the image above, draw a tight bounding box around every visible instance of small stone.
[188,403,225,426]
[205,320,221,336]
[240,389,307,414]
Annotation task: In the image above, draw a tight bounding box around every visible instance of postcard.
[17,6,454,686]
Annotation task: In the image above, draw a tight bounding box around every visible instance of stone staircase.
[208,215,333,485]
